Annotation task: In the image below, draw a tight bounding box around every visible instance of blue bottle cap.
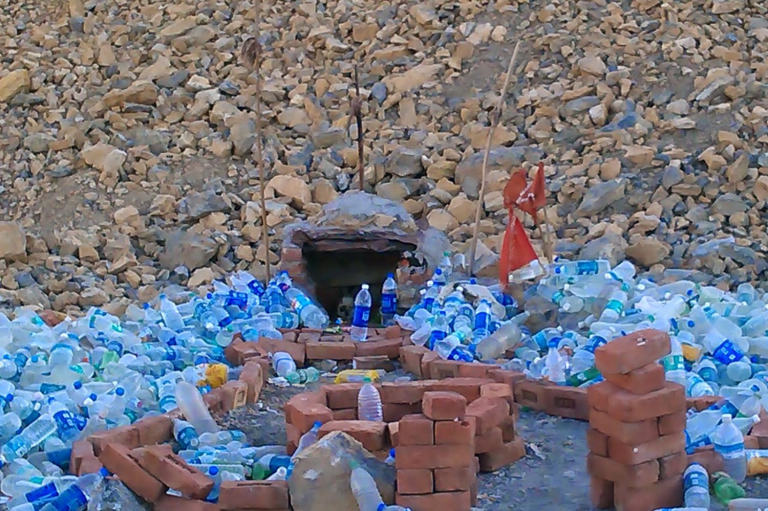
[73,381,83,389]
[116,388,125,396]
[387,273,394,278]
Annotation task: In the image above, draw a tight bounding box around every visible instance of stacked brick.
[394,391,477,511]
[587,329,687,511]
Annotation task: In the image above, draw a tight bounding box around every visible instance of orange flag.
[516,162,547,216]
[499,214,538,283]
[503,169,528,210]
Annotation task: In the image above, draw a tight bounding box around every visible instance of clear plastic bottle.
[0,412,21,443]
[292,421,322,459]
[545,340,566,385]
[686,373,714,397]
[357,378,383,422]
[429,311,449,350]
[349,460,383,511]
[272,352,297,378]
[599,289,627,321]
[550,259,610,276]
[473,300,493,340]
[380,274,398,327]
[38,469,108,511]
[683,462,710,508]
[49,401,81,444]
[351,284,372,342]
[284,288,329,329]
[473,323,522,361]
[423,281,438,313]
[432,268,446,287]
[285,367,320,385]
[438,251,453,278]
[266,466,287,481]
[713,414,747,483]
[159,294,185,331]
[173,419,200,449]
[1,413,57,463]
[175,380,219,435]
[435,333,473,362]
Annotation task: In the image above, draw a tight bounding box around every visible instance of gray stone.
[371,82,387,104]
[159,230,218,271]
[311,127,345,149]
[385,147,423,177]
[23,133,54,153]
[218,80,240,95]
[574,179,626,218]
[156,70,189,89]
[711,192,748,216]
[562,96,600,118]
[229,120,256,157]
[578,233,628,267]
[455,147,543,198]
[289,431,396,511]
[661,166,684,189]
[177,191,230,222]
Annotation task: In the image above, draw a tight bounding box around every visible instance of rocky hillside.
[0,0,766,314]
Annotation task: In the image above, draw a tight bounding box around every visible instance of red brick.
[590,477,614,510]
[353,355,395,371]
[658,410,687,435]
[221,380,248,412]
[399,414,434,446]
[594,329,670,375]
[399,345,430,377]
[686,395,721,411]
[659,450,687,479]
[423,391,467,420]
[474,427,503,454]
[99,444,166,502]
[458,363,500,379]
[280,246,302,262]
[480,383,513,401]
[466,397,509,434]
[547,385,589,420]
[285,392,332,433]
[434,419,475,446]
[224,338,254,365]
[254,338,305,367]
[429,360,466,379]
[754,408,768,448]
[420,352,440,378]
[380,381,433,404]
[381,325,402,338]
[614,476,683,511]
[306,340,356,360]
[396,491,471,511]
[488,369,526,389]
[130,444,174,463]
[608,432,686,465]
[141,447,213,500]
[477,438,526,472]
[388,422,400,447]
[434,466,474,492]
[133,415,173,446]
[70,440,95,475]
[513,379,552,411]
[297,331,321,344]
[589,408,659,445]
[325,383,365,409]
[202,387,225,414]
[219,480,289,510]
[587,428,609,457]
[397,469,434,495]
[686,445,724,474]
[587,381,685,422]
[499,415,516,443]
[88,425,140,455]
[603,362,666,395]
[153,495,221,511]
[286,422,301,450]
[586,453,659,487]
[355,337,404,358]
[332,408,357,420]
[383,402,421,422]
[432,378,493,403]
[396,444,474,469]
[318,420,387,452]
[239,361,264,404]
[746,435,760,449]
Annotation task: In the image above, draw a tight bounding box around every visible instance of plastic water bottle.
[272,352,297,378]
[423,281,438,312]
[351,284,372,342]
[175,380,219,435]
[545,340,566,385]
[49,402,81,444]
[286,367,320,385]
[159,294,185,331]
[266,466,287,481]
[472,323,521,361]
[1,414,57,463]
[438,251,453,277]
[38,469,108,511]
[173,419,200,449]
[435,333,473,362]
[683,462,710,508]
[284,288,329,329]
[551,259,610,276]
[357,378,383,422]
[686,373,714,397]
[429,311,449,350]
[712,471,746,504]
[206,466,221,502]
[380,275,398,327]
[350,460,384,511]
[713,414,747,482]
[0,412,21,443]
[473,300,493,340]
[432,268,446,287]
[292,421,322,459]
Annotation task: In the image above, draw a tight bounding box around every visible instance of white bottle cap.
[362,284,369,290]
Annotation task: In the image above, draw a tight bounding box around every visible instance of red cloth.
[516,162,546,216]
[499,214,538,282]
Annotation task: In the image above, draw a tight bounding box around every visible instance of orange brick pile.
[587,329,687,511]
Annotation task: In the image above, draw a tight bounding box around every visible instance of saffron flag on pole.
[516,162,546,216]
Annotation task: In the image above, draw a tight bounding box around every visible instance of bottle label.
[713,340,744,364]
[50,486,88,511]
[474,312,491,330]
[577,261,599,275]
[424,297,435,312]
[568,367,600,386]
[381,293,397,314]
[248,280,265,296]
[661,354,685,372]
[53,410,80,436]
[551,291,565,305]
[716,441,745,458]
[685,432,712,453]
[226,292,249,310]
[292,294,312,313]
[604,299,624,314]
[447,347,474,362]
[684,470,708,491]
[352,306,370,328]
[24,481,59,502]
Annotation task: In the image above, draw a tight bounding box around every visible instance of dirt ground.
[220,373,768,510]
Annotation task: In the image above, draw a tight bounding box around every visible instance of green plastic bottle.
[712,471,746,504]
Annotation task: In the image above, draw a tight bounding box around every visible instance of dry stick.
[468,41,521,276]
[241,2,271,282]
[347,65,365,191]
[540,207,555,264]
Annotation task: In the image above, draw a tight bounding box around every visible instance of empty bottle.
[286,367,320,385]
[38,469,108,511]
[351,284,372,342]
[472,322,521,361]
[173,419,200,449]
[686,373,714,398]
[266,466,287,481]
[284,288,329,329]
[272,352,297,379]
[350,460,383,511]
[381,275,398,327]
[423,281,438,312]
[551,259,610,276]
[712,471,746,505]
[159,295,185,331]
[357,378,383,422]
[1,414,57,463]
[175,380,219,435]
[438,251,453,277]
[292,422,322,459]
[713,414,747,482]
[683,462,710,508]
[429,311,449,350]
[545,340,566,385]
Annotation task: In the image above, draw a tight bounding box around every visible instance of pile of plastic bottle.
[395,256,768,487]
[0,269,339,510]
